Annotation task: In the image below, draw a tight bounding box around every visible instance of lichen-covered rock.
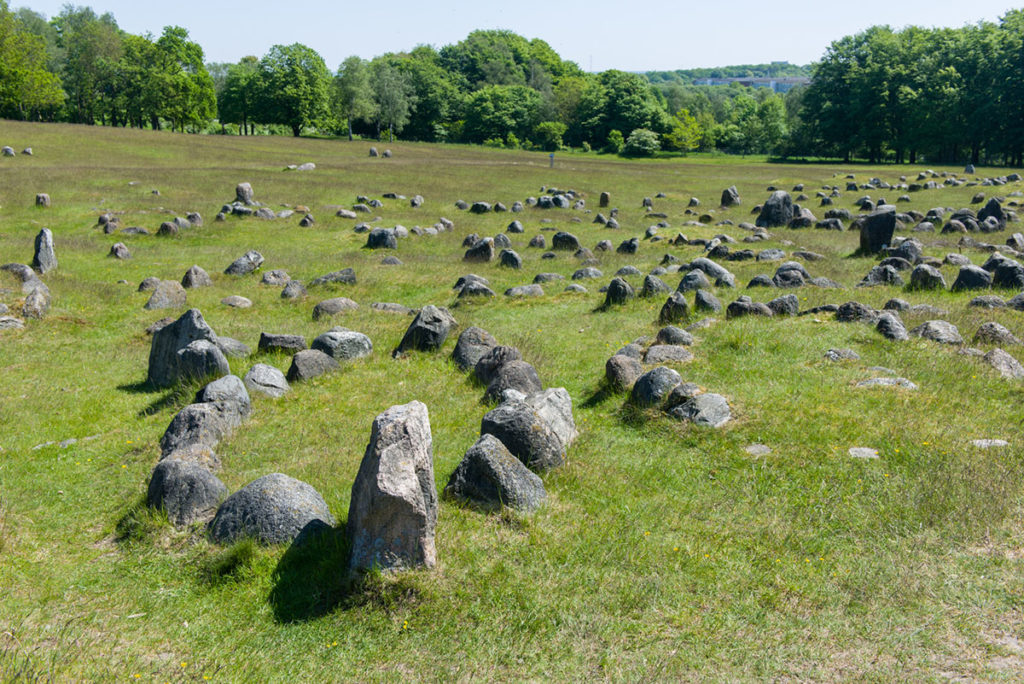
[209,473,335,545]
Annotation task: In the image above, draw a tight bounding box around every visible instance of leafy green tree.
[333,55,374,140]
[151,26,215,132]
[255,43,331,136]
[662,108,702,152]
[604,129,624,154]
[0,0,64,119]
[370,59,415,142]
[622,128,660,156]
[534,121,567,151]
[219,56,259,134]
[397,46,464,141]
[462,84,541,144]
[52,5,121,124]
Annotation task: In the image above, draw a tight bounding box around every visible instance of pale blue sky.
[18,0,1020,71]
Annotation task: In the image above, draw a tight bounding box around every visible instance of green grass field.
[2,120,1024,681]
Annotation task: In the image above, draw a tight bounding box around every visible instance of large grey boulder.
[144,280,187,310]
[176,340,230,382]
[910,320,964,345]
[394,305,456,356]
[659,291,690,324]
[974,322,1022,346]
[908,264,946,291]
[22,286,49,319]
[720,186,741,207]
[978,198,1006,231]
[195,374,251,419]
[225,250,264,276]
[984,348,1024,379]
[159,402,244,456]
[243,363,290,398]
[235,182,255,205]
[876,313,909,341]
[606,355,643,390]
[258,332,306,354]
[311,329,373,361]
[631,366,682,406]
[148,459,227,527]
[464,238,495,263]
[951,265,993,292]
[209,473,335,545]
[148,308,218,387]
[668,393,732,427]
[474,346,523,386]
[348,401,437,572]
[451,326,497,372]
[858,205,897,254]
[312,297,359,320]
[552,231,581,251]
[756,191,793,228]
[182,265,213,289]
[483,360,543,403]
[366,228,398,249]
[445,434,546,512]
[286,349,340,382]
[32,228,57,274]
[603,277,635,307]
[480,394,571,471]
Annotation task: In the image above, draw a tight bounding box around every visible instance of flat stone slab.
[856,377,918,390]
[971,439,1009,449]
[744,444,772,457]
[849,447,879,459]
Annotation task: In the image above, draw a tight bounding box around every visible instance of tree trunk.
[389,124,394,143]
[292,124,301,137]
[347,115,353,141]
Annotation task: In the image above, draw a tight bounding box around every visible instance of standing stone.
[394,305,456,356]
[445,434,546,512]
[144,280,187,310]
[603,277,635,307]
[109,242,131,259]
[756,191,793,228]
[148,309,218,387]
[859,205,897,254]
[35,193,50,208]
[599,191,610,208]
[348,401,437,573]
[182,265,213,288]
[659,291,689,324]
[235,182,255,205]
[32,228,56,274]
[720,186,741,207]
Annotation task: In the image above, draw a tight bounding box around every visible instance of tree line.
[1,1,1023,165]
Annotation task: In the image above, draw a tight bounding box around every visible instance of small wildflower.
[181,662,188,668]
[643,531,650,537]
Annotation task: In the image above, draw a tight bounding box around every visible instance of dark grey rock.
[859,205,897,254]
[452,327,497,372]
[727,296,773,319]
[309,268,357,287]
[499,249,522,269]
[603,277,635,307]
[480,391,574,471]
[258,333,306,354]
[659,291,690,324]
[148,459,227,527]
[464,238,495,263]
[159,401,242,456]
[505,284,543,297]
[859,265,904,287]
[835,301,879,324]
[767,294,798,316]
[756,191,793,228]
[224,250,264,276]
[694,289,722,313]
[475,346,522,386]
[973,321,1022,346]
[643,345,694,364]
[552,231,581,251]
[720,186,741,207]
[679,270,713,293]
[951,265,993,292]
[176,340,230,382]
[148,309,218,387]
[484,360,543,403]
[631,366,682,406]
[908,264,947,291]
[210,473,335,545]
[445,434,546,512]
[876,313,909,341]
[394,305,456,355]
[312,297,359,320]
[32,228,56,274]
[287,349,340,381]
[182,265,212,288]
[366,228,398,249]
[281,280,307,299]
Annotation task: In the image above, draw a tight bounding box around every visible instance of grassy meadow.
[1,120,1024,681]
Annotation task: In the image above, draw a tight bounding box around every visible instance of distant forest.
[1,0,1022,165]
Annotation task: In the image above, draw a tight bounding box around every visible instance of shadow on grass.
[580,380,622,409]
[117,380,192,417]
[269,521,428,623]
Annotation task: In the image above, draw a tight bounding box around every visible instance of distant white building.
[693,77,809,93]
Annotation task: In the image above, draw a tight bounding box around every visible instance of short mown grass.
[1,120,1024,680]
